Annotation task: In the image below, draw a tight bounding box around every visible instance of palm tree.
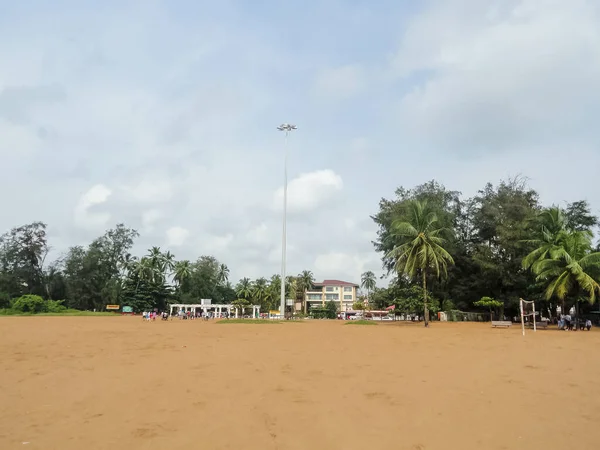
[527,230,600,312]
[297,270,315,311]
[162,251,175,274]
[386,200,454,327]
[522,207,570,269]
[118,253,137,281]
[267,274,282,310]
[217,264,230,286]
[235,277,253,300]
[361,271,376,304]
[252,277,269,308]
[173,260,192,290]
[132,257,155,281]
[147,247,162,268]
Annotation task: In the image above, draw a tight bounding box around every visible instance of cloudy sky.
[1,0,599,284]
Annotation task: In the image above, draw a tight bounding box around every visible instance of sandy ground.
[1,317,599,450]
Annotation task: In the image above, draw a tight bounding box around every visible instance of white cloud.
[165,226,189,247]
[204,234,234,253]
[314,252,379,284]
[344,218,356,230]
[121,177,174,204]
[273,170,344,213]
[141,209,163,233]
[74,184,112,230]
[1,0,598,287]
[246,223,270,246]
[392,0,600,153]
[313,64,366,100]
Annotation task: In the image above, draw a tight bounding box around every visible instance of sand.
[1,317,598,450]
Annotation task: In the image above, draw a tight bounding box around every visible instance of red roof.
[313,279,359,287]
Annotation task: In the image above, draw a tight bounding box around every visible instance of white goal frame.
[519,298,536,336]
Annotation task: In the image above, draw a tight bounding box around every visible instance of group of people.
[141,311,169,321]
[141,311,157,321]
[140,310,230,321]
[174,309,229,320]
[557,314,592,331]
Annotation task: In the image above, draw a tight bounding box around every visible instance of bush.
[311,301,338,319]
[442,299,456,312]
[12,295,48,313]
[46,300,67,313]
[0,292,11,308]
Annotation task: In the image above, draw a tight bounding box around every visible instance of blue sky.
[1,0,599,284]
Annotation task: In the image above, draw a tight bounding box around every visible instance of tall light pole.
[277,123,297,318]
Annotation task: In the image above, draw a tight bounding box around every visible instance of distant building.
[304,279,359,313]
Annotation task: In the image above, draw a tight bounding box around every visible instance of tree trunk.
[304,289,307,315]
[422,270,429,327]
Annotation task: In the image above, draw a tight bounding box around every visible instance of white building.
[304,279,359,312]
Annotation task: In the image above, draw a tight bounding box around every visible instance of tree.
[185,256,225,302]
[527,230,600,311]
[236,278,253,300]
[325,300,338,319]
[361,271,376,305]
[0,222,49,298]
[468,178,540,315]
[373,180,461,274]
[386,200,454,327]
[59,224,139,310]
[232,298,250,317]
[565,200,598,233]
[474,296,503,322]
[217,264,230,285]
[252,277,269,309]
[173,260,192,291]
[297,270,315,310]
[267,275,282,310]
[352,301,365,311]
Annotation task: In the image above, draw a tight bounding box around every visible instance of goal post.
[519,298,536,336]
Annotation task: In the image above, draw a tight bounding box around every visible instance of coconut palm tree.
[528,230,600,312]
[217,263,230,286]
[132,257,155,281]
[522,207,570,269]
[361,271,376,302]
[297,270,315,292]
[173,260,192,290]
[285,276,297,300]
[267,275,281,310]
[235,277,253,300]
[296,270,315,309]
[162,251,175,274]
[252,277,269,308]
[147,247,162,268]
[386,200,454,327]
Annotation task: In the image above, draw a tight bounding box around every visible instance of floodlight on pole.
[277,123,297,318]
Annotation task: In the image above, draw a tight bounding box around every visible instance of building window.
[325,294,339,300]
[343,286,353,292]
[307,294,322,300]
[325,286,338,292]
[344,295,353,300]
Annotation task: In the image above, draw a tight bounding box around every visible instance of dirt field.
[1,317,598,450]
